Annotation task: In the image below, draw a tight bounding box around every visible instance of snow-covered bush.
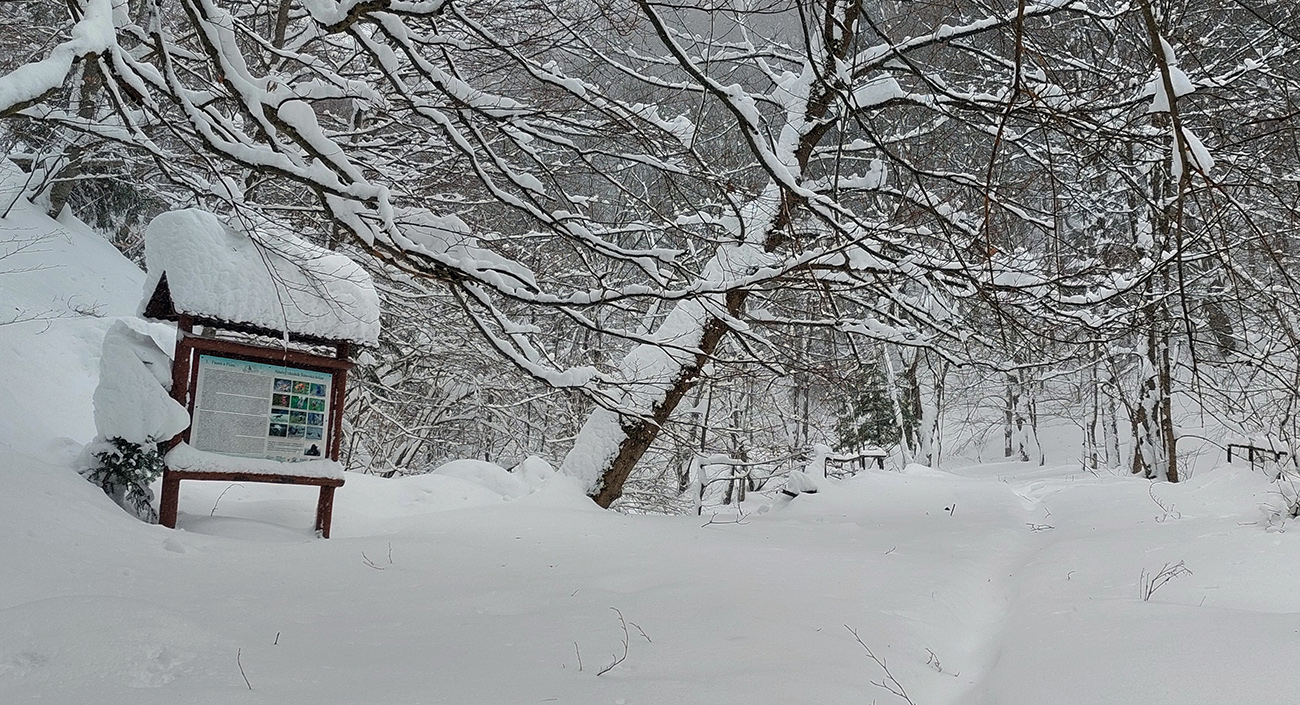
[82,437,166,522]
[1260,469,1300,532]
[79,320,189,522]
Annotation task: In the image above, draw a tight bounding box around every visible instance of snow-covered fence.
[1227,444,1288,470]
[689,443,887,514]
[814,445,888,478]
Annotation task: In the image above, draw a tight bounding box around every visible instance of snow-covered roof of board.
[140,209,380,347]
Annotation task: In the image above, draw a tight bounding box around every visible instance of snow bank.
[91,321,189,445]
[510,472,601,511]
[432,459,532,499]
[431,457,578,505]
[513,454,557,486]
[165,442,345,481]
[337,471,512,518]
[142,209,380,346]
[783,470,820,495]
[0,595,236,690]
[0,161,153,460]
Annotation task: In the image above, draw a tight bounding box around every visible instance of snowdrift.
[4,163,1300,705]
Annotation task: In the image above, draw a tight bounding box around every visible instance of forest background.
[2,0,1298,511]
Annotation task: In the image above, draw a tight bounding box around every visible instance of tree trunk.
[882,346,914,466]
[567,290,746,507]
[563,0,866,506]
[46,61,101,218]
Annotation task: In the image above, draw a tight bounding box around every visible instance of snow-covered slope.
[0,164,150,463]
[2,168,1299,704]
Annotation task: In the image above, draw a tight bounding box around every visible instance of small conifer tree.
[835,364,910,452]
[81,437,165,523]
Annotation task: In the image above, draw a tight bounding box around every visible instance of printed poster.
[190,354,332,462]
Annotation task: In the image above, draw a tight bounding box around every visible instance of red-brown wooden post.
[159,315,194,528]
[159,475,181,528]
[328,368,347,461]
[315,485,337,538]
[169,316,193,410]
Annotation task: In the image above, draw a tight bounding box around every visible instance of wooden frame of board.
[155,314,353,538]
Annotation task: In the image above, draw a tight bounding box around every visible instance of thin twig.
[1148,482,1181,522]
[237,648,252,690]
[1140,561,1192,601]
[701,510,748,528]
[629,621,652,643]
[596,608,630,676]
[210,483,243,516]
[845,626,916,704]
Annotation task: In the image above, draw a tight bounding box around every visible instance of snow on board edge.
[166,442,345,481]
[140,209,380,347]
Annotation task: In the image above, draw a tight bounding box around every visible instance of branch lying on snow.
[596,607,631,676]
[845,625,917,705]
[362,543,394,570]
[1139,561,1192,602]
[236,647,252,690]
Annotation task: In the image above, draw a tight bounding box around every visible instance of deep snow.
[3,177,1299,705]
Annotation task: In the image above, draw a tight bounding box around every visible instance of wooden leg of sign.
[315,485,337,538]
[159,472,181,528]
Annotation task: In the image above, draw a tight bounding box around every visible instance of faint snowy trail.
[756,464,1051,705]
[928,462,1093,705]
[946,461,1300,705]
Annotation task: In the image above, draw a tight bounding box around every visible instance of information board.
[190,354,332,462]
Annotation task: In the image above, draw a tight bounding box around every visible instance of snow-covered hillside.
[3,176,1299,705]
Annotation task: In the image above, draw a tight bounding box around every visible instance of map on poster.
[190,355,332,462]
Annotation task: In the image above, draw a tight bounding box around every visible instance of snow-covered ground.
[3,182,1299,704]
